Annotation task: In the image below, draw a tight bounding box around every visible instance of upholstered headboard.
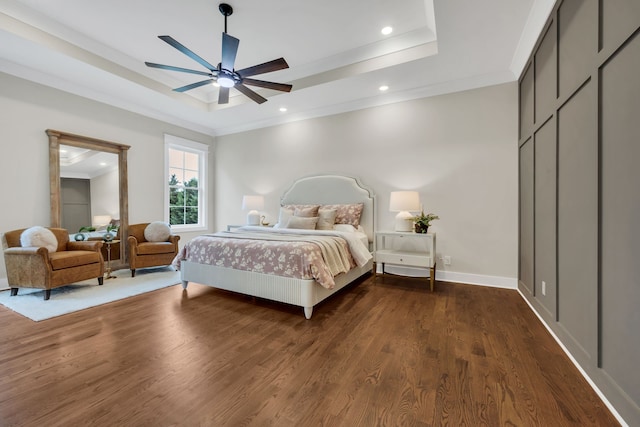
[280,175,376,243]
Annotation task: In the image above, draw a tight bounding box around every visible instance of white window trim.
[164,134,209,232]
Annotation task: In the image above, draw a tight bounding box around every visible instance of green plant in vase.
[411,211,439,233]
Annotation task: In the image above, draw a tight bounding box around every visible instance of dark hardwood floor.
[0,274,620,426]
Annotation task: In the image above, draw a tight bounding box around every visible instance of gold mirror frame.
[47,129,130,270]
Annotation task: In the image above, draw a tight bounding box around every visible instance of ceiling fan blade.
[235,83,268,104]
[221,32,240,71]
[218,86,230,104]
[145,62,214,77]
[173,79,214,92]
[158,35,217,71]
[242,78,292,92]
[236,58,289,78]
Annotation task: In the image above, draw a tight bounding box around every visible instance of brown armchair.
[2,227,105,300]
[127,223,180,277]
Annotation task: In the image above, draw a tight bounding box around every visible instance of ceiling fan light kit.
[145,2,292,104]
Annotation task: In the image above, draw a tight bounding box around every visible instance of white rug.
[0,267,180,321]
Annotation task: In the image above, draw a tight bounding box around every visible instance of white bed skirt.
[180,259,373,319]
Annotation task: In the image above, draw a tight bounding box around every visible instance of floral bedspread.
[173,228,370,289]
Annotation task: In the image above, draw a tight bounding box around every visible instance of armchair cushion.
[49,251,102,270]
[144,221,171,242]
[20,226,58,253]
[137,241,176,255]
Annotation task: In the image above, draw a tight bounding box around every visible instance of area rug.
[0,267,180,321]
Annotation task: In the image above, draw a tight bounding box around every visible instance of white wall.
[0,73,215,283]
[215,83,519,286]
[91,168,119,222]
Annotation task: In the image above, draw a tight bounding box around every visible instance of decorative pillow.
[285,216,319,230]
[294,207,319,217]
[20,226,58,253]
[144,221,171,242]
[283,204,320,217]
[317,208,337,230]
[275,207,294,228]
[322,203,364,227]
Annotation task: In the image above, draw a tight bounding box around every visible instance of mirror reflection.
[59,145,120,235]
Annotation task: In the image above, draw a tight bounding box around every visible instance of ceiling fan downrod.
[219,3,233,34]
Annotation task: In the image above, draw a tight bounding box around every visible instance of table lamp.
[93,215,112,229]
[242,195,264,225]
[389,191,420,232]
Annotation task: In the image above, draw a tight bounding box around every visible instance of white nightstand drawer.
[375,250,432,268]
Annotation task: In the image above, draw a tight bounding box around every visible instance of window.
[164,135,208,231]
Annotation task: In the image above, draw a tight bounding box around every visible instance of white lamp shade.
[242,195,264,225]
[389,191,420,232]
[242,195,264,211]
[93,215,112,227]
[389,191,420,212]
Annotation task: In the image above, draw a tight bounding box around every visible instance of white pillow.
[334,224,357,233]
[285,216,319,230]
[144,221,171,242]
[276,207,294,228]
[20,226,58,253]
[317,208,337,230]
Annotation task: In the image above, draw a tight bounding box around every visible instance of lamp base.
[247,210,260,225]
[394,211,414,232]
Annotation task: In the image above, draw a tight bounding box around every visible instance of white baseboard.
[436,270,517,289]
[517,289,629,427]
[377,265,517,289]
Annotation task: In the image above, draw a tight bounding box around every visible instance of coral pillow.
[144,222,171,242]
[20,226,58,253]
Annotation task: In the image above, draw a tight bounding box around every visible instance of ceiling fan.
[145,3,292,105]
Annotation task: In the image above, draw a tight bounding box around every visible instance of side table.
[103,239,120,279]
[374,231,437,291]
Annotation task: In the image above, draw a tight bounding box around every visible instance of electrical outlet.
[541,281,546,296]
[444,256,451,265]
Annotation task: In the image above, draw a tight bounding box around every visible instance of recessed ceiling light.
[279,107,287,112]
[379,85,389,92]
[381,26,393,35]
[100,162,107,166]
[212,81,220,87]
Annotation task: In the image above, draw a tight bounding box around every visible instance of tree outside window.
[165,135,208,230]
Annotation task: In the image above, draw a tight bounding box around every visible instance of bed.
[176,175,376,319]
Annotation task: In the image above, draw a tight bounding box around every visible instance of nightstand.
[374,231,437,291]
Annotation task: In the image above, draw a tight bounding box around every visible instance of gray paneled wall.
[518,0,640,424]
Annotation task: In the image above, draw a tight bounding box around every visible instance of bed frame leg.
[304,307,313,319]
[181,280,189,289]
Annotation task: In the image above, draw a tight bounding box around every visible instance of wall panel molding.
[518,0,640,424]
